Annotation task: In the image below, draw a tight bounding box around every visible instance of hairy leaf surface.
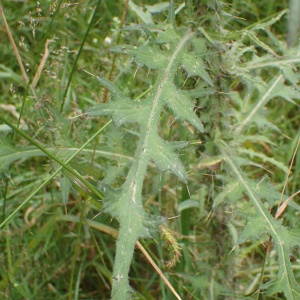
[85,3,212,298]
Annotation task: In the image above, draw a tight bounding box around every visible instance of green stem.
[0,118,111,230]
[68,198,86,300]
[0,114,103,200]
[110,31,194,300]
[60,0,102,112]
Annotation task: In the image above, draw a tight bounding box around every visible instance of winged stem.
[110,30,194,300]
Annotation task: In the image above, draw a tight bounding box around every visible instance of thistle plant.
[86,2,300,298]
[86,2,215,298]
[1,0,300,299]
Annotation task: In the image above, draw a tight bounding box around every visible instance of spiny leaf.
[246,177,288,208]
[166,0,175,28]
[149,136,188,182]
[267,79,300,105]
[213,179,241,207]
[185,86,216,98]
[264,237,300,299]
[251,114,284,134]
[86,21,205,298]
[222,149,300,299]
[181,51,214,86]
[156,25,179,43]
[163,85,204,132]
[101,183,165,237]
[240,54,300,90]
[145,2,169,14]
[278,65,299,90]
[109,45,168,69]
[86,78,152,126]
[128,0,153,24]
[237,147,289,173]
[249,9,288,31]
[237,213,269,244]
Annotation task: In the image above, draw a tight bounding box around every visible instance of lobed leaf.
[148,136,188,182]
[181,51,214,86]
[237,147,289,173]
[222,149,300,299]
[85,7,210,296]
[109,45,168,69]
[163,85,205,132]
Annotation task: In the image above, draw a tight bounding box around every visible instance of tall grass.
[1,1,300,299]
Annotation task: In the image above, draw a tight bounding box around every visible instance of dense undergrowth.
[1,0,300,299]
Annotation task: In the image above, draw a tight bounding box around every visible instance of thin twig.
[0,0,38,128]
[31,39,51,88]
[136,241,182,300]
[0,0,28,83]
[58,216,182,299]
[276,136,300,215]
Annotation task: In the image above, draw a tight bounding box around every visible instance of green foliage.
[85,1,300,298]
[86,4,214,296]
[1,0,300,299]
